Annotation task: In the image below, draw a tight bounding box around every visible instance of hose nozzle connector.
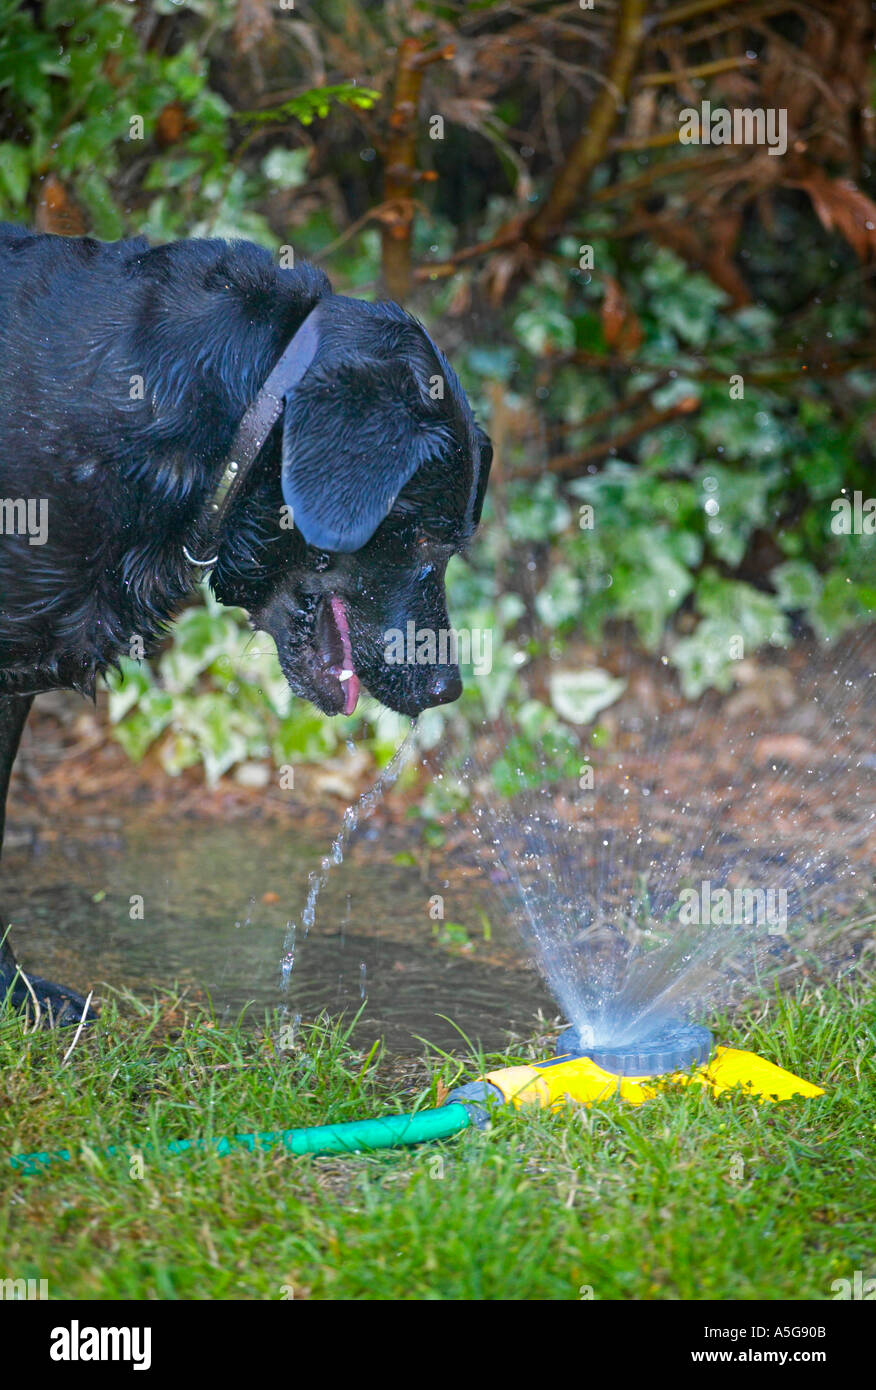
[443,1080,504,1127]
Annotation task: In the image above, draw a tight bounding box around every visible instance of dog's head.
[217,294,491,718]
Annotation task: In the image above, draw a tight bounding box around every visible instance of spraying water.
[446,629,875,1048]
[280,725,416,989]
[276,630,873,1052]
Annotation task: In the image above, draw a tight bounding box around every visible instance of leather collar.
[183,301,322,569]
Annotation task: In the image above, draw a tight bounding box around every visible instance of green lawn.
[1,976,873,1300]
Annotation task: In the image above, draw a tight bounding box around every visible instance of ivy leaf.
[513,306,576,355]
[0,143,30,206]
[671,618,741,699]
[77,169,124,239]
[535,566,584,628]
[613,536,694,649]
[771,559,823,612]
[697,570,790,649]
[549,667,626,725]
[261,147,310,188]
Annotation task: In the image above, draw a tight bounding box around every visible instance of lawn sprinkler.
[446,1019,824,1114]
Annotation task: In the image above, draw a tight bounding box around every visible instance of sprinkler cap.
[556,1021,713,1076]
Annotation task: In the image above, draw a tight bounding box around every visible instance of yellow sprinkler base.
[469,1045,824,1111]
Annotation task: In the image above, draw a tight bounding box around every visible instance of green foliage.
[238,84,380,126]
[0,1,374,243]
[490,728,581,796]
[484,241,876,703]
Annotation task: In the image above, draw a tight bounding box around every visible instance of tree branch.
[412,149,739,285]
[524,0,648,249]
[634,53,756,86]
[515,397,701,480]
[653,0,736,26]
[380,38,454,300]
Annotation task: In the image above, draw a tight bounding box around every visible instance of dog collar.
[183,302,323,569]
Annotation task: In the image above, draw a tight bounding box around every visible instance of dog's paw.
[2,973,98,1028]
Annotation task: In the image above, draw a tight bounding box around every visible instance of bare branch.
[515,398,701,480]
[525,0,648,248]
[380,38,454,300]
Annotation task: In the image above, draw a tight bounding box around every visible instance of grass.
[0,976,873,1300]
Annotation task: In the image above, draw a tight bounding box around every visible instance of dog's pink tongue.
[329,596,360,716]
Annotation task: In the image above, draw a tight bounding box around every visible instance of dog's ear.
[281,353,451,554]
[472,432,493,526]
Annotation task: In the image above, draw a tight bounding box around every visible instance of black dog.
[0,225,491,1021]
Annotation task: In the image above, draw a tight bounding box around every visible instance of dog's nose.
[425,668,463,707]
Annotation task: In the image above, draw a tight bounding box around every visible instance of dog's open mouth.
[313,595,360,716]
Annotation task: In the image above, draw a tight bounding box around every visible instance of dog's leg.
[0,695,97,1026]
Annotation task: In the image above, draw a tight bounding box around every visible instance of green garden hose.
[9,1102,473,1174]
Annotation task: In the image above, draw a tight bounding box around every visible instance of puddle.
[2,818,554,1053]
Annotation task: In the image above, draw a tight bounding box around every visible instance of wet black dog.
[0,225,491,1020]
